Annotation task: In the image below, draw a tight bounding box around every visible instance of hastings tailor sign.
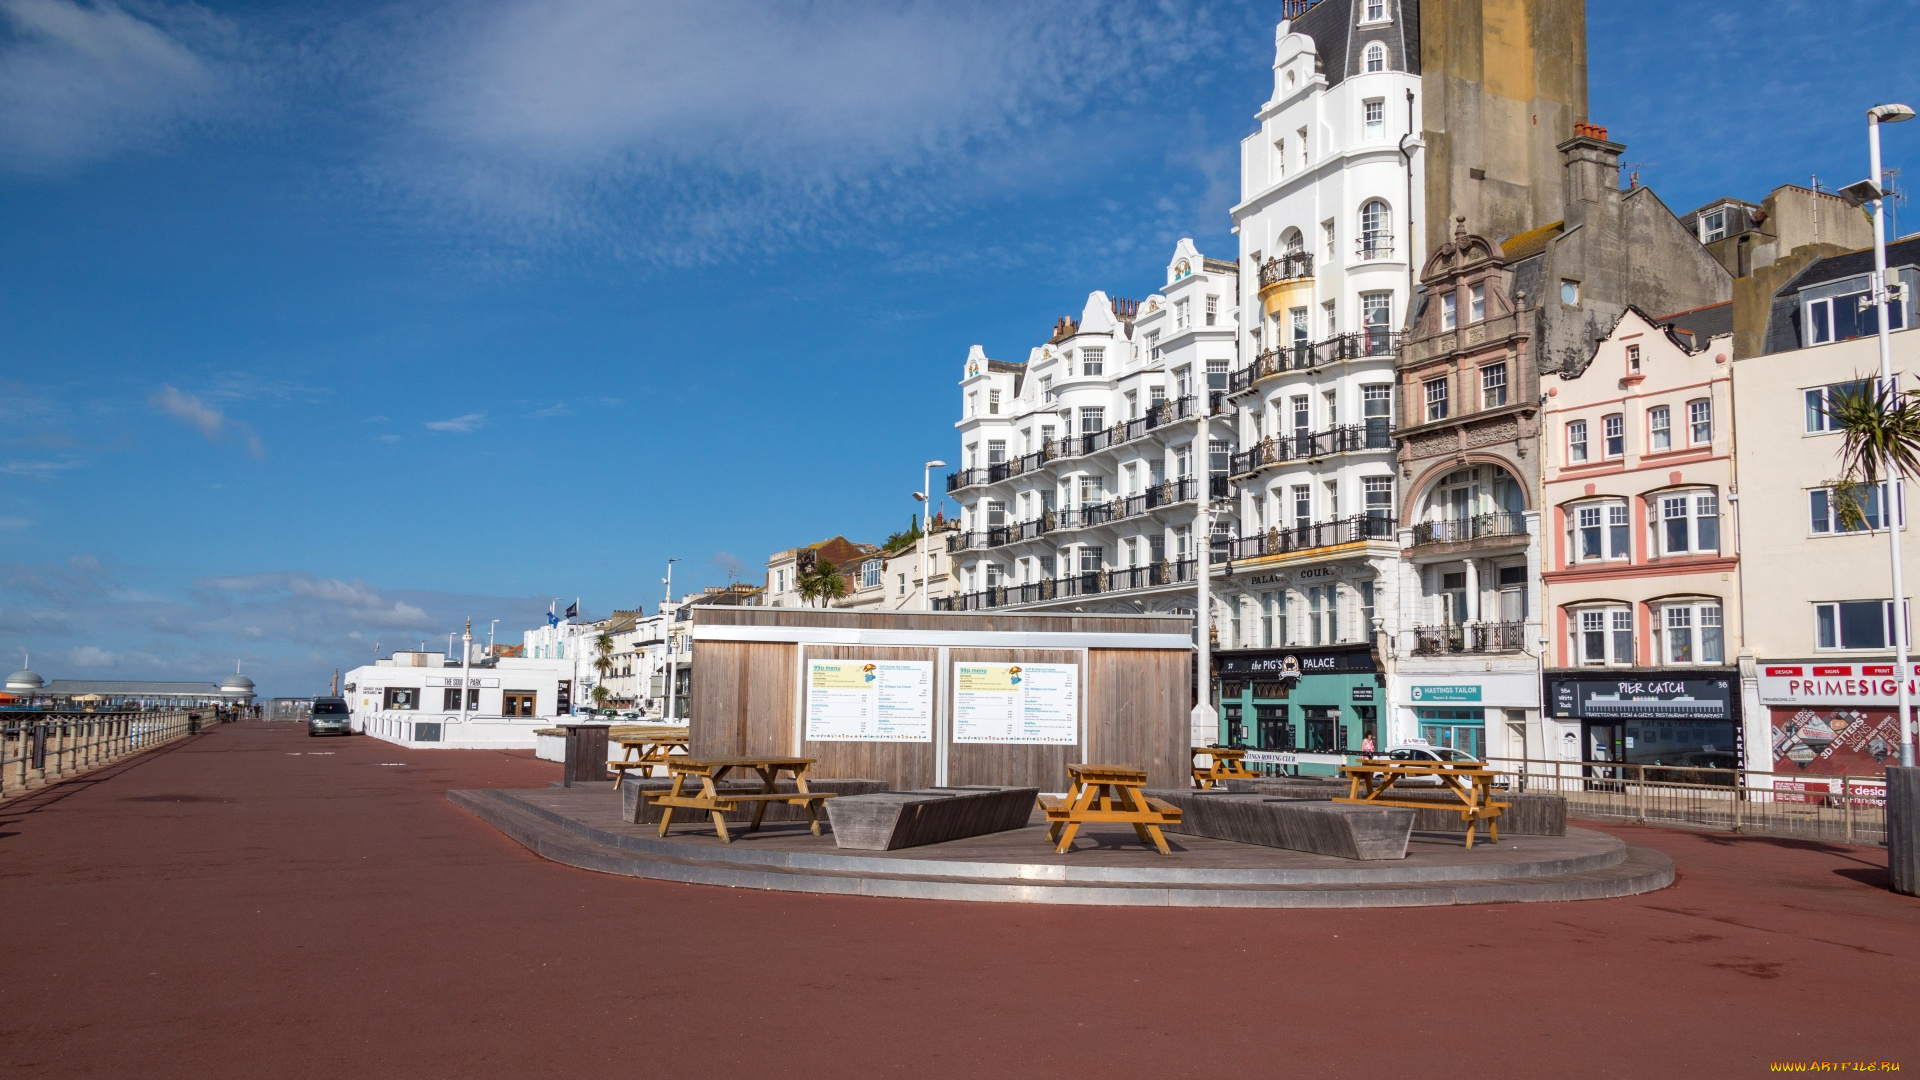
[1758,663,1920,706]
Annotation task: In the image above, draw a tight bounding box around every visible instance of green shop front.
[1213,644,1383,776]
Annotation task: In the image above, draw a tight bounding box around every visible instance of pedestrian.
[1360,731,1377,756]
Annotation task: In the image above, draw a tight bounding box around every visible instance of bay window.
[1658,490,1720,555]
[1575,606,1636,666]
[1570,499,1631,562]
[1659,601,1724,665]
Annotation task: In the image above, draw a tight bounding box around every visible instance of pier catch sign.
[952,663,1079,744]
[805,660,933,742]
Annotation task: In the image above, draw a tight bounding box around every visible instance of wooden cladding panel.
[945,648,1081,792]
[797,645,937,788]
[1087,648,1191,790]
[689,640,796,760]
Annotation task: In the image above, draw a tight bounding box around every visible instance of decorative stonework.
[1407,432,1456,459]
[1466,418,1520,447]
[1465,324,1486,346]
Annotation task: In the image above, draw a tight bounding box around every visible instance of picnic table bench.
[1190,746,1257,789]
[1038,763,1183,855]
[1336,758,1510,848]
[607,729,689,785]
[649,757,835,843]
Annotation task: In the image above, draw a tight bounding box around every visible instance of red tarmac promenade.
[2,721,1917,1078]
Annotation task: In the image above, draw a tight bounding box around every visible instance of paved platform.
[452,784,1673,906]
[6,722,1917,1079]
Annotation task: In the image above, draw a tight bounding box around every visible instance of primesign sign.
[1759,663,1920,706]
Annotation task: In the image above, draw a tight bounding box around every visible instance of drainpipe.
[1400,88,1418,302]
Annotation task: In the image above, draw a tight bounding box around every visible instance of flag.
[547,610,559,627]
[566,600,579,619]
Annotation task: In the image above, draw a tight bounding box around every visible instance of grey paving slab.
[448,785,1675,907]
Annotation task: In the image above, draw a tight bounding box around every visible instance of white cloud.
[68,643,116,667]
[152,383,266,459]
[0,0,236,173]
[0,516,31,530]
[372,0,1220,256]
[424,412,485,433]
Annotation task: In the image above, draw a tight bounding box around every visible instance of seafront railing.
[0,711,200,797]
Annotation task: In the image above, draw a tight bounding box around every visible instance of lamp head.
[1869,103,1916,124]
[911,492,928,502]
[926,459,946,468]
[1839,178,1886,207]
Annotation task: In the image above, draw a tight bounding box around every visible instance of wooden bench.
[1040,764,1183,855]
[650,757,834,843]
[1336,759,1510,848]
[1190,746,1257,789]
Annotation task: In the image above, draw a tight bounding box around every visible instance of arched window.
[1364,43,1387,72]
[1280,227,1304,254]
[1358,199,1392,259]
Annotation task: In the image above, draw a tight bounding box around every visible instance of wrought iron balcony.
[1409,512,1529,547]
[1412,621,1527,655]
[1257,252,1315,288]
[1356,234,1394,261]
[1227,332,1402,393]
[932,558,1199,612]
[1227,514,1397,560]
[946,467,986,492]
[1229,421,1393,474]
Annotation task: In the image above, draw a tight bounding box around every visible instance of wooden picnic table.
[608,731,689,784]
[1190,746,1257,789]
[648,757,835,843]
[1037,763,1183,855]
[1335,759,1510,848]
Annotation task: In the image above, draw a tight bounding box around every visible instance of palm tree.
[797,559,849,608]
[1825,378,1920,529]
[590,683,611,712]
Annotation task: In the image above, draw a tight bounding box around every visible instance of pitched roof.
[1500,221,1565,263]
[1657,301,1734,344]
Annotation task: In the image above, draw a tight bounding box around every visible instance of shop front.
[1393,672,1540,762]
[1544,671,1740,774]
[1214,644,1382,775]
[1759,661,1915,778]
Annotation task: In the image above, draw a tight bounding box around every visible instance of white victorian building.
[1209,1,1426,656]
[940,240,1238,614]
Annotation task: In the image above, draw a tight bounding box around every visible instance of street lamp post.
[1865,103,1917,766]
[1192,404,1219,749]
[918,460,947,612]
[662,558,680,722]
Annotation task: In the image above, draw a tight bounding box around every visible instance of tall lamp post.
[916,459,947,611]
[1845,102,1917,765]
[1192,398,1219,749]
[662,557,680,722]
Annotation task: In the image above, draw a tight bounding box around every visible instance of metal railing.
[935,558,1200,611]
[1227,332,1402,393]
[1485,757,1891,846]
[1228,514,1397,559]
[1356,235,1394,260]
[1229,421,1393,474]
[1410,512,1529,546]
[1257,252,1315,288]
[1410,621,1527,655]
[2,711,200,797]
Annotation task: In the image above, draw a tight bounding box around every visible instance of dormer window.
[1700,208,1729,243]
[1440,293,1457,330]
[1469,284,1486,322]
[1364,42,1386,72]
[1364,0,1386,21]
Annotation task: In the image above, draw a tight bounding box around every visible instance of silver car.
[308,696,353,736]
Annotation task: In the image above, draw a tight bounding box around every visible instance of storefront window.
[1417,708,1484,758]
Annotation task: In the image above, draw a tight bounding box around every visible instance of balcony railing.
[946,467,985,492]
[1227,514,1397,559]
[1257,252,1315,288]
[1119,477,1198,519]
[933,559,1200,612]
[1229,421,1392,474]
[1356,234,1394,261]
[1227,332,1402,393]
[1412,621,1528,655]
[1410,512,1529,547]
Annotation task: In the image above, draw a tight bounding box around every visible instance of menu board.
[805,660,933,742]
[952,663,1079,744]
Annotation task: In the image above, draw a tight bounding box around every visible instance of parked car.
[308,696,352,737]
[1372,741,1480,784]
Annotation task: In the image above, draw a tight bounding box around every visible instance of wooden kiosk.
[688,608,1194,791]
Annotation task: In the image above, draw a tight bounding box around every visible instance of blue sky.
[2,0,1916,699]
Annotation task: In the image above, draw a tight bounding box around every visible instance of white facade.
[942,242,1238,614]
[344,651,579,750]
